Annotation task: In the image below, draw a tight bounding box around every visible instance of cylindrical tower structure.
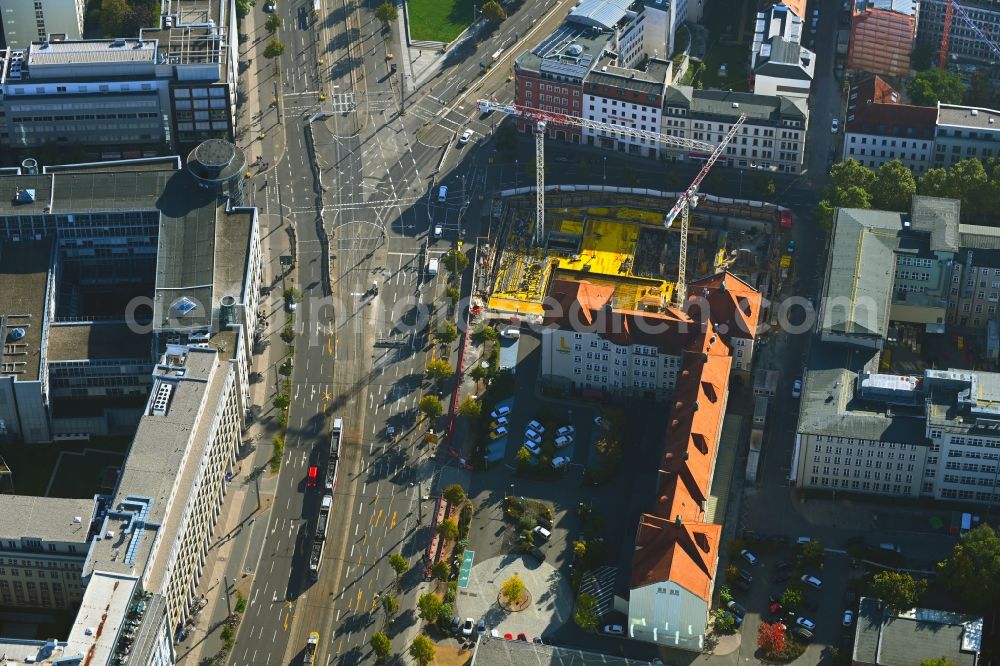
[186,139,248,205]
[21,158,38,175]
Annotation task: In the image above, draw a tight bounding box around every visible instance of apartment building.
[934,103,1000,167]
[617,0,676,69]
[843,103,936,174]
[848,1,918,78]
[891,196,960,329]
[582,57,669,157]
[0,151,260,445]
[0,496,97,609]
[0,0,85,48]
[661,86,809,173]
[539,272,760,399]
[0,0,239,159]
[750,3,815,99]
[918,0,1000,65]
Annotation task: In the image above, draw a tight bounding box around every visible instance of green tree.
[800,538,824,565]
[417,593,443,623]
[780,586,803,612]
[470,363,491,383]
[458,396,482,418]
[573,540,587,560]
[442,249,468,273]
[443,483,466,505]
[431,560,451,582]
[381,594,398,625]
[871,570,927,611]
[946,158,990,217]
[425,358,453,381]
[574,591,599,631]
[937,524,1000,611]
[235,0,256,18]
[272,392,290,410]
[481,0,506,22]
[918,167,951,198]
[445,286,461,303]
[965,69,996,108]
[370,631,392,662]
[409,635,436,666]
[435,320,459,343]
[374,2,398,27]
[515,446,532,468]
[830,159,876,191]
[437,518,459,540]
[718,585,733,604]
[389,552,408,582]
[263,39,286,60]
[920,659,956,666]
[872,160,917,211]
[234,590,247,613]
[265,13,283,33]
[100,0,128,35]
[472,324,499,344]
[500,575,526,605]
[907,68,965,106]
[418,394,443,419]
[818,185,873,230]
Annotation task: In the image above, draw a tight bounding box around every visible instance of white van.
[427,258,439,276]
[438,186,448,202]
[500,327,520,339]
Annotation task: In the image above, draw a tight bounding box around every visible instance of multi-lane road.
[229,0,542,660]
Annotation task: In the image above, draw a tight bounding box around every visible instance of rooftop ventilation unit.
[112,38,126,47]
[151,382,174,416]
[6,328,25,341]
[566,43,584,56]
[172,296,198,316]
[972,109,979,116]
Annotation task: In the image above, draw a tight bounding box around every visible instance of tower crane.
[477,99,746,307]
[938,0,1000,68]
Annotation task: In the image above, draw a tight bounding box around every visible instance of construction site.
[482,189,788,320]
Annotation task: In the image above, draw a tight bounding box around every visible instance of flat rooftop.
[0,639,74,665]
[85,346,229,579]
[64,572,139,666]
[0,238,53,382]
[0,495,96,543]
[937,103,1000,130]
[46,323,153,362]
[25,40,158,67]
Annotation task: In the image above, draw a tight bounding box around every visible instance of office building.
[0,152,261,664]
[848,1,918,78]
[918,0,1000,65]
[947,222,1000,328]
[750,3,815,99]
[853,598,983,666]
[0,0,85,49]
[0,0,239,160]
[934,103,1000,167]
[661,86,809,173]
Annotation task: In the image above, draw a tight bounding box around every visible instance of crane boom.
[939,0,1000,65]
[478,98,747,310]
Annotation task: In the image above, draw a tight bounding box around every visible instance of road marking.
[355,589,363,610]
[390,511,397,529]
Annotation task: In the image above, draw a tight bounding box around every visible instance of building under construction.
[482,189,784,321]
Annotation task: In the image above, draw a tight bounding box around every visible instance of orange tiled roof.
[687,272,762,344]
[630,514,722,600]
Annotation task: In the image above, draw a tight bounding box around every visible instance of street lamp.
[602,156,607,184]
[514,159,519,188]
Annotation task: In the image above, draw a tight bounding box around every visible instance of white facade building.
[582,58,669,158]
[750,3,815,99]
[934,103,1000,167]
[617,0,674,68]
[0,0,84,48]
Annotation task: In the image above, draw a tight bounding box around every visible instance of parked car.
[459,129,473,145]
[489,427,508,440]
[843,610,854,626]
[490,416,509,428]
[831,118,840,133]
[556,425,576,437]
[723,611,744,627]
[791,379,803,398]
[602,624,624,635]
[523,440,542,455]
[532,526,551,541]
[786,240,796,254]
[462,618,475,636]
[527,546,546,561]
[776,560,793,571]
[774,570,792,583]
[516,633,529,642]
[796,617,816,631]
[740,549,758,565]
[792,626,814,642]
[477,618,486,635]
[527,420,545,434]
[451,616,462,634]
[525,428,543,444]
[801,574,823,589]
[555,435,573,448]
[306,465,318,488]
[733,578,751,592]
[263,0,276,11]
[796,536,812,545]
[738,569,753,584]
[491,406,511,419]
[727,600,747,617]
[551,456,570,469]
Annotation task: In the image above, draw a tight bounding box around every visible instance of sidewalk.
[174,5,294,663]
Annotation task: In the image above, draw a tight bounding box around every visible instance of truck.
[836,29,850,56]
[303,631,319,664]
[326,417,342,492]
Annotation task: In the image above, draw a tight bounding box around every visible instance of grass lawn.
[407,0,477,43]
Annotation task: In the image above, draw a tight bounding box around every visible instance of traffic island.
[497,574,531,612]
